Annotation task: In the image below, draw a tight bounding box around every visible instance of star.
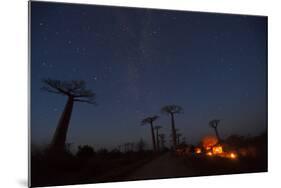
[41,62,53,69]
[149,31,158,37]
[68,40,72,45]
[92,76,98,81]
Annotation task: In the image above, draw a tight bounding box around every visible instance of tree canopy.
[161,105,183,115]
[141,115,159,125]
[41,79,96,104]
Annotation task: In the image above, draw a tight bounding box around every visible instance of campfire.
[195,136,238,160]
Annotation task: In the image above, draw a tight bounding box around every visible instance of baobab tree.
[209,119,221,143]
[176,133,182,145]
[161,105,183,149]
[141,116,159,152]
[42,79,96,153]
[154,125,162,151]
[173,128,182,145]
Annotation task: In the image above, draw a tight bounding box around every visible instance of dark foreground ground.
[31,151,156,187]
[31,150,267,187]
[121,152,267,181]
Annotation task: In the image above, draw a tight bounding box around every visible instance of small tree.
[77,145,95,158]
[42,79,96,153]
[209,119,221,143]
[154,126,162,151]
[176,133,182,145]
[136,138,146,152]
[141,116,159,152]
[161,105,183,149]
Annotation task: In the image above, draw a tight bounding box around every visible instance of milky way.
[31,2,267,150]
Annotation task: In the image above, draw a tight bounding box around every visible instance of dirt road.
[125,152,198,181]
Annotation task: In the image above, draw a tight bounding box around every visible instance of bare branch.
[141,115,159,125]
[209,119,220,128]
[161,105,183,115]
[72,90,95,98]
[41,78,96,104]
[73,98,96,105]
[42,79,69,96]
[41,86,62,95]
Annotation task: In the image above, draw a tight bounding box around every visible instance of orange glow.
[198,136,239,160]
[212,145,223,154]
[202,136,218,149]
[195,147,202,154]
[206,151,213,156]
[229,152,237,159]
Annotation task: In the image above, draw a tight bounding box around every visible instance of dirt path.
[125,152,198,181]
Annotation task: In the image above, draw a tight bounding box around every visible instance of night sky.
[30,2,267,150]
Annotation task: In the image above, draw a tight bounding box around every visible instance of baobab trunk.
[171,113,177,149]
[156,129,159,152]
[214,127,221,143]
[50,96,74,153]
[150,123,156,152]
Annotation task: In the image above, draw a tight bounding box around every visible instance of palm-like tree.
[141,116,159,152]
[209,119,221,143]
[154,125,162,151]
[161,105,183,149]
[42,79,95,153]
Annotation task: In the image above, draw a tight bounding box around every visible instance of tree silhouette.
[154,125,162,151]
[161,105,183,149]
[136,138,146,152]
[176,133,182,145]
[124,143,130,152]
[209,119,221,143]
[42,79,96,153]
[76,145,95,159]
[141,116,159,152]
